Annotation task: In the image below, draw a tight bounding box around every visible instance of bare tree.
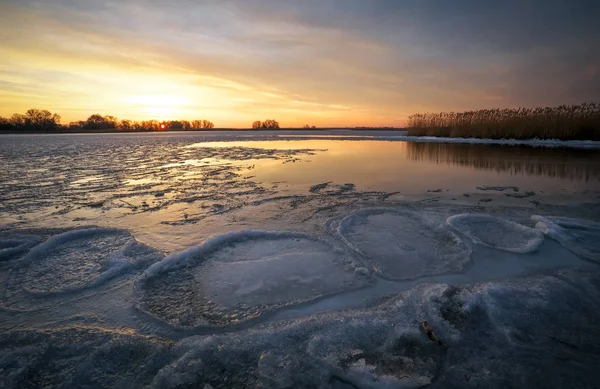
[0,116,12,130]
[103,115,119,129]
[85,114,110,130]
[8,109,60,130]
[262,119,280,129]
[10,113,27,128]
[118,120,132,131]
[140,120,160,130]
[68,121,85,129]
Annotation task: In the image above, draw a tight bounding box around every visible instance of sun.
[161,124,165,129]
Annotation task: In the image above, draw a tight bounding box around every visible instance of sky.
[0,0,599,128]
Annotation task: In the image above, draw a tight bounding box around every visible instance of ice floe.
[533,216,600,263]
[447,214,544,253]
[136,230,369,328]
[10,228,162,296]
[0,234,42,261]
[338,208,472,280]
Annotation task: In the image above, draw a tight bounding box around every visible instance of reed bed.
[407,103,600,141]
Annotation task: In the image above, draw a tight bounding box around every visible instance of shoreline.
[2,129,599,148]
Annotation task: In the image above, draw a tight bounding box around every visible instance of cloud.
[0,0,599,126]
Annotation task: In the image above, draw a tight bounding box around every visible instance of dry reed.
[407,102,600,141]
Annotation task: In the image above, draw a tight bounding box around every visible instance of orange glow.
[0,3,408,128]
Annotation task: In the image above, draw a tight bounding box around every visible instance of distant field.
[407,102,600,141]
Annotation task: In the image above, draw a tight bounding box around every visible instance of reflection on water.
[234,140,600,194]
[406,142,600,182]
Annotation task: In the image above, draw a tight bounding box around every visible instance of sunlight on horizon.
[122,94,191,121]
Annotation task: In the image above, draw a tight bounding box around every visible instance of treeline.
[407,102,600,141]
[250,120,317,129]
[68,115,214,131]
[0,109,215,132]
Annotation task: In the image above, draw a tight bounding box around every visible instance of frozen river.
[1,130,600,388]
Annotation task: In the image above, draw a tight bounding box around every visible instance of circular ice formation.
[447,214,544,253]
[533,216,600,263]
[136,231,367,328]
[338,208,471,280]
[0,234,42,261]
[13,228,162,295]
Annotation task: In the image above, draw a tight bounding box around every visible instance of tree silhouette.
[141,120,160,131]
[6,109,61,130]
[10,113,27,128]
[103,115,118,129]
[85,114,110,130]
[262,119,280,128]
[164,120,182,130]
[0,116,11,130]
[25,109,61,130]
[68,121,85,129]
[190,120,214,129]
[253,119,279,129]
[119,120,133,131]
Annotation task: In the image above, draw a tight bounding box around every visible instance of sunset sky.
[0,0,599,127]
